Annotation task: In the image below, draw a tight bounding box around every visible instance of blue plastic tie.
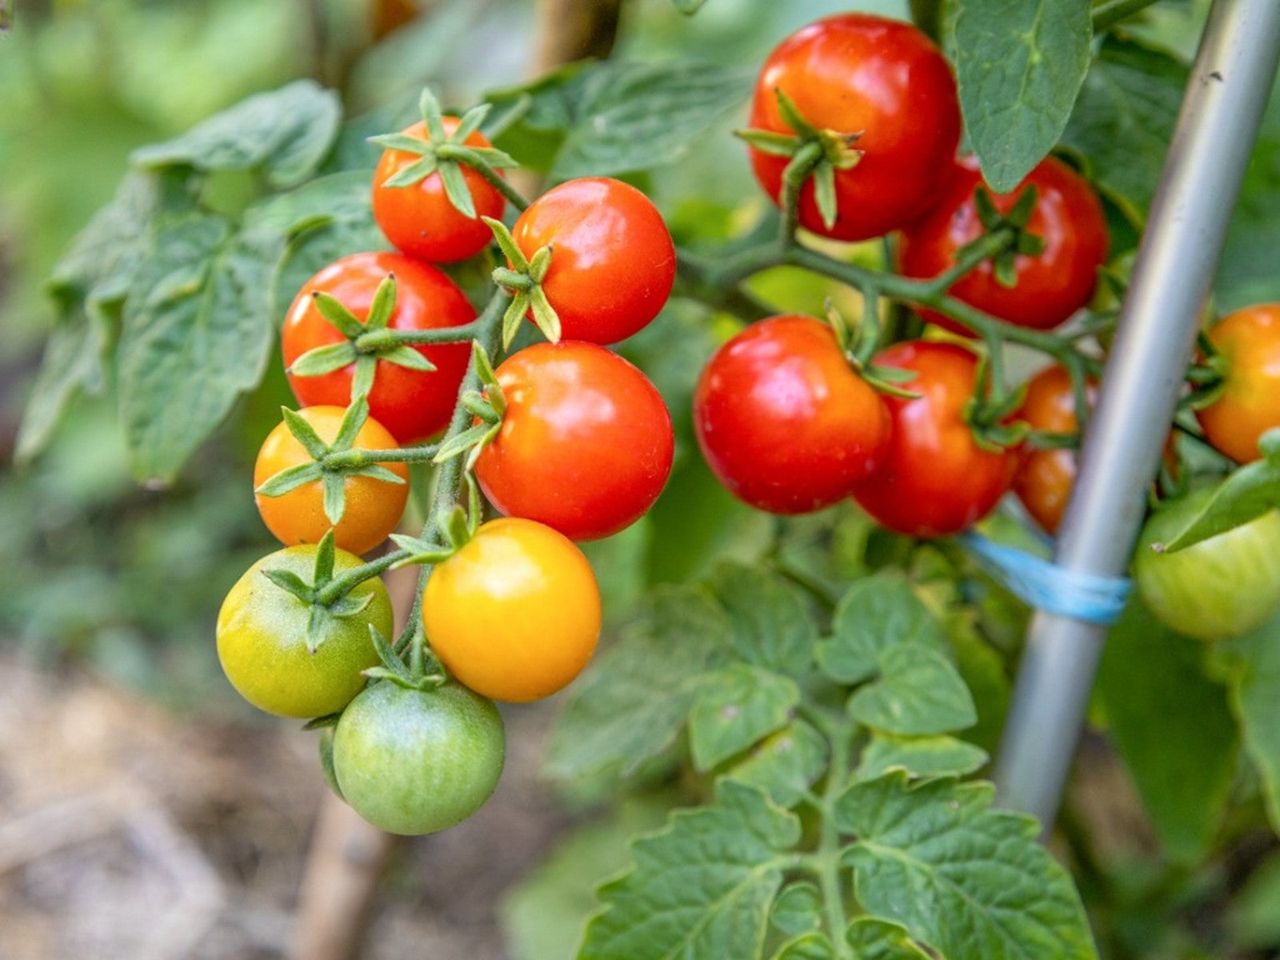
[958,532,1131,626]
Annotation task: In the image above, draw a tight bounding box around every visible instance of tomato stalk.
[322,443,441,468]
[352,320,485,349]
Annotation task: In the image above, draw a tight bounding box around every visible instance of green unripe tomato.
[1134,488,1280,641]
[216,545,390,718]
[333,681,505,835]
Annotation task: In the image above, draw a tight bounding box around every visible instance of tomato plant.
[423,518,601,702]
[476,341,674,541]
[1195,303,1280,463]
[899,156,1109,334]
[216,544,391,718]
[852,341,1017,537]
[282,251,474,442]
[333,680,505,835]
[254,405,409,555]
[694,314,889,514]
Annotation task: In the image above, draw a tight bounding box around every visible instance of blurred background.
[2,1,1268,959]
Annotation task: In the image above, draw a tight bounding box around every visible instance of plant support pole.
[994,0,1280,829]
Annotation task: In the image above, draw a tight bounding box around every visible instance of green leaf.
[708,563,816,673]
[1219,612,1280,832]
[837,773,1098,960]
[131,79,341,188]
[945,614,1012,754]
[689,665,800,771]
[847,644,977,737]
[1099,600,1238,863]
[845,918,932,959]
[1218,72,1280,309]
[855,733,988,782]
[1161,457,1280,552]
[118,215,277,482]
[16,309,112,464]
[817,573,946,685]
[546,587,733,781]
[672,0,709,13]
[772,933,834,960]
[579,781,799,960]
[550,61,753,180]
[953,0,1092,192]
[1061,37,1186,220]
[770,882,821,936]
[726,720,828,810]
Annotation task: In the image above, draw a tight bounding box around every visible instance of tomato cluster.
[216,100,677,835]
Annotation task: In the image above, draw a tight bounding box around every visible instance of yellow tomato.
[254,406,409,556]
[422,518,601,702]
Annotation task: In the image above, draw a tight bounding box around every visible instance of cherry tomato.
[852,341,1016,537]
[372,118,506,263]
[282,252,473,443]
[423,518,601,702]
[899,156,1109,333]
[1134,488,1280,641]
[1012,366,1096,535]
[476,342,673,541]
[333,681,504,835]
[746,13,960,242]
[253,406,409,555]
[511,177,675,344]
[693,315,890,514]
[216,545,391,718]
[1195,303,1280,463]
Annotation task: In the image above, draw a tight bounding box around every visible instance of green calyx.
[736,88,864,231]
[368,88,518,219]
[961,186,1045,289]
[484,216,560,348]
[361,623,447,692]
[825,300,920,400]
[254,399,406,526]
[259,532,377,654]
[289,273,437,404]
[391,472,486,570]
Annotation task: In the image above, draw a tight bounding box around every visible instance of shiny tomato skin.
[253,406,409,555]
[333,681,505,835]
[899,156,1109,333]
[852,340,1017,537]
[423,518,601,703]
[475,342,674,541]
[372,118,505,263]
[216,545,391,718]
[1012,365,1096,535]
[511,177,675,344]
[1196,304,1280,463]
[694,315,891,514]
[747,13,960,242]
[282,252,473,443]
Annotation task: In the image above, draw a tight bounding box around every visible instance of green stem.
[1092,0,1160,32]
[314,291,510,608]
[779,141,824,246]
[354,319,483,351]
[468,153,530,211]
[922,228,1015,296]
[324,443,441,468]
[817,720,854,959]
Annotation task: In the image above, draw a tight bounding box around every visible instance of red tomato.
[372,118,505,264]
[746,13,960,242]
[1196,304,1280,463]
[694,315,890,514]
[510,177,675,344]
[1012,365,1096,535]
[852,341,1017,537]
[282,252,473,443]
[899,156,1109,334]
[475,342,674,541]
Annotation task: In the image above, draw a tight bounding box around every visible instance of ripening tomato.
[1012,366,1096,535]
[1195,304,1280,463]
[216,546,391,718]
[423,518,600,702]
[372,118,505,263]
[852,341,1017,537]
[693,315,890,514]
[1134,488,1280,641]
[899,156,1109,334]
[510,177,675,344]
[282,252,473,443]
[475,342,673,541]
[333,681,504,835]
[253,406,409,555]
[746,13,960,242]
